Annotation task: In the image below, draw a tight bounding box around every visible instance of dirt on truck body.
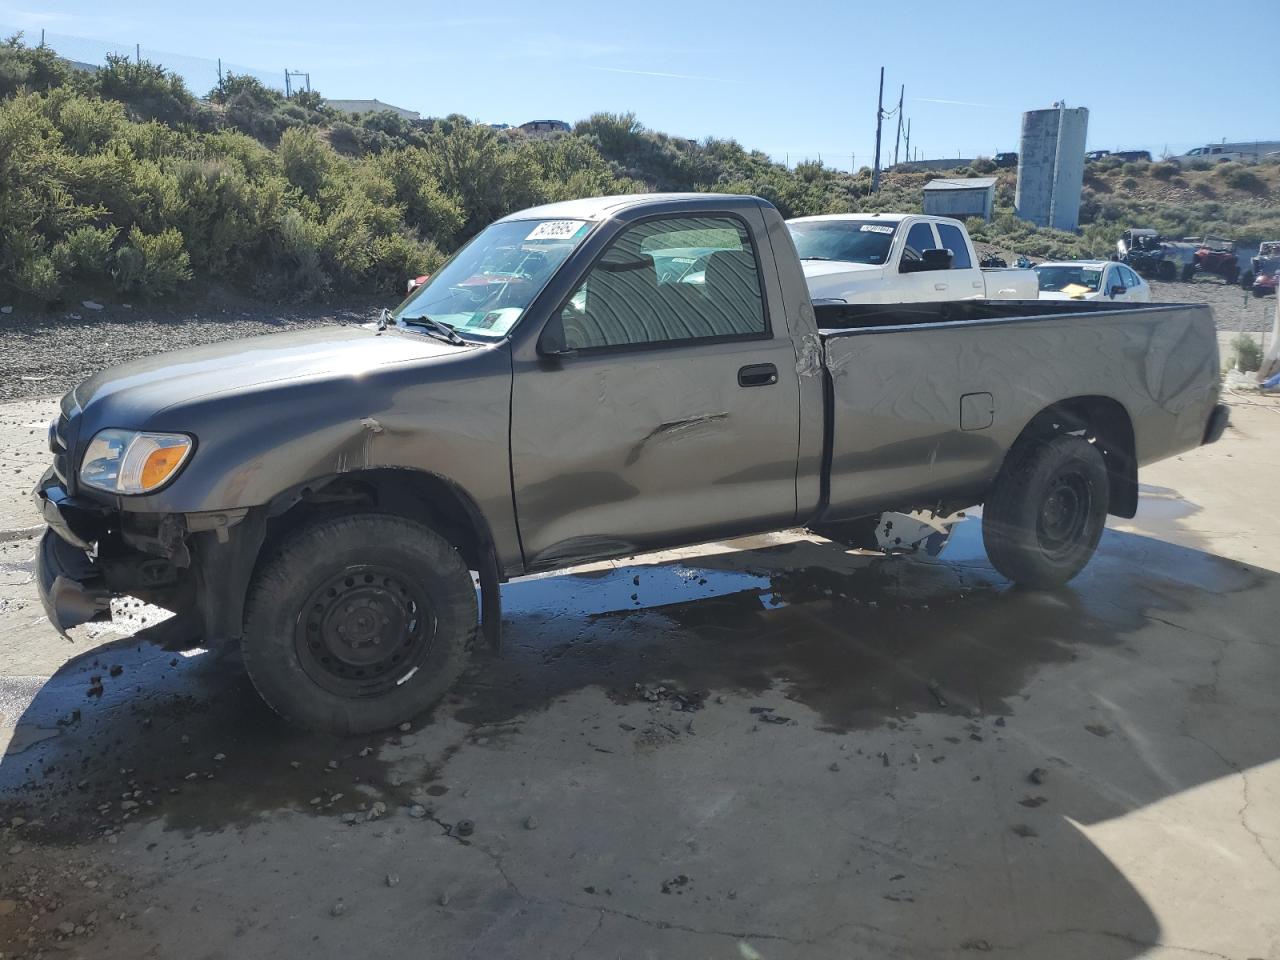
[33,193,1228,734]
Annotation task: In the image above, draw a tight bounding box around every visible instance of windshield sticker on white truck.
[526,220,589,241]
[860,224,895,234]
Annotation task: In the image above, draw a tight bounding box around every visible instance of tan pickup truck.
[35,193,1227,733]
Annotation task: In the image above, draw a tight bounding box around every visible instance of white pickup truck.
[787,213,1038,304]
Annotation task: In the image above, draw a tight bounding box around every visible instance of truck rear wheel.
[241,514,477,735]
[981,435,1109,589]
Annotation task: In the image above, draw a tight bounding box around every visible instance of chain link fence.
[4,25,289,98]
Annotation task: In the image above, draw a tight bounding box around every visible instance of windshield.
[392,218,593,338]
[788,220,897,265]
[1035,264,1104,293]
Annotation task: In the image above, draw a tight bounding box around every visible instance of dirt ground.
[0,384,1278,959]
[0,294,386,403]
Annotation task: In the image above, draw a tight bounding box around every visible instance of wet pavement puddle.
[0,516,1263,839]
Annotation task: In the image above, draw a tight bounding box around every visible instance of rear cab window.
[560,215,768,351]
[935,222,973,269]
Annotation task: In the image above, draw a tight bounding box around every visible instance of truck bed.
[813,299,1220,523]
[813,298,1186,331]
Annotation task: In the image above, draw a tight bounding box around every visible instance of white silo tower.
[1015,104,1089,232]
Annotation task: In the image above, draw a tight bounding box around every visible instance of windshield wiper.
[800,256,834,261]
[381,308,466,345]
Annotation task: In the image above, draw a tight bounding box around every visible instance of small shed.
[922,177,998,222]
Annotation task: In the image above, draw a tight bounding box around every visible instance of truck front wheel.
[241,514,477,735]
[982,435,1109,589]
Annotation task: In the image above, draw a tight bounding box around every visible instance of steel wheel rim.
[294,564,437,698]
[1037,471,1091,559]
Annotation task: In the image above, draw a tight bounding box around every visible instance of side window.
[935,223,973,269]
[1122,266,1141,287]
[560,216,766,350]
[901,222,938,265]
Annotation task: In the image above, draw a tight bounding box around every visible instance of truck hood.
[68,325,465,420]
[799,260,884,281]
[800,261,885,300]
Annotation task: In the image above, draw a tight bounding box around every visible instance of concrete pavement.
[0,394,1278,960]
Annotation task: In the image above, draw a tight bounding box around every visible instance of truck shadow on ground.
[1,520,1276,956]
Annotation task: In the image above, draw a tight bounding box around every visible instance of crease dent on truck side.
[34,192,1229,734]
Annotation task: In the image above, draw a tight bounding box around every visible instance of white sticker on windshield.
[860,224,895,234]
[525,220,588,241]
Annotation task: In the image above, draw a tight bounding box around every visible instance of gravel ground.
[0,282,1273,403]
[0,295,387,402]
[1148,273,1276,334]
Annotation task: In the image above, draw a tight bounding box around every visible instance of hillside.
[2,35,1278,306]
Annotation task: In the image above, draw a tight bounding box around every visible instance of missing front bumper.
[36,529,112,637]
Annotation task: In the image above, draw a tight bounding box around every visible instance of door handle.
[738,363,778,387]
[934,282,949,291]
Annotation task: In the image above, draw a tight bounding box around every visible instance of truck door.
[935,221,985,298]
[509,213,801,570]
[897,220,949,301]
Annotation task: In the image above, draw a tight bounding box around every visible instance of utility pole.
[284,68,290,97]
[135,43,141,65]
[872,67,885,193]
[893,84,904,166]
[904,119,911,165]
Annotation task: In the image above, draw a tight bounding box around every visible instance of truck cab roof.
[495,192,758,223]
[787,212,967,229]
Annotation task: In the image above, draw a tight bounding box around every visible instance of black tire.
[1158,260,1176,282]
[241,514,477,735]
[1241,271,1254,290]
[1181,263,1196,282]
[982,435,1109,589]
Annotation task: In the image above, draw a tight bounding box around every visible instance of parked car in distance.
[1087,150,1151,164]
[994,152,1018,168]
[1035,260,1151,302]
[34,193,1225,734]
[1170,141,1280,165]
[787,213,1038,304]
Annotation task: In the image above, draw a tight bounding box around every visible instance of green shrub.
[1233,335,1263,373]
[0,34,70,98]
[113,226,192,297]
[93,54,196,126]
[1218,164,1267,195]
[1150,162,1179,180]
[278,126,334,197]
[63,225,120,278]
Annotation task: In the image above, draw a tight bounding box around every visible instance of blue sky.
[5,0,1276,170]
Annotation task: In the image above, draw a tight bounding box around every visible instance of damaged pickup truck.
[34,193,1229,734]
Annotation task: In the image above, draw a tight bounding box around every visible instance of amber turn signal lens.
[140,446,186,490]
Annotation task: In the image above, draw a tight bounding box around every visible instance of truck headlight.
[80,429,193,494]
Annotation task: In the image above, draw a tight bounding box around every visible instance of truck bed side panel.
[820,304,1219,520]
